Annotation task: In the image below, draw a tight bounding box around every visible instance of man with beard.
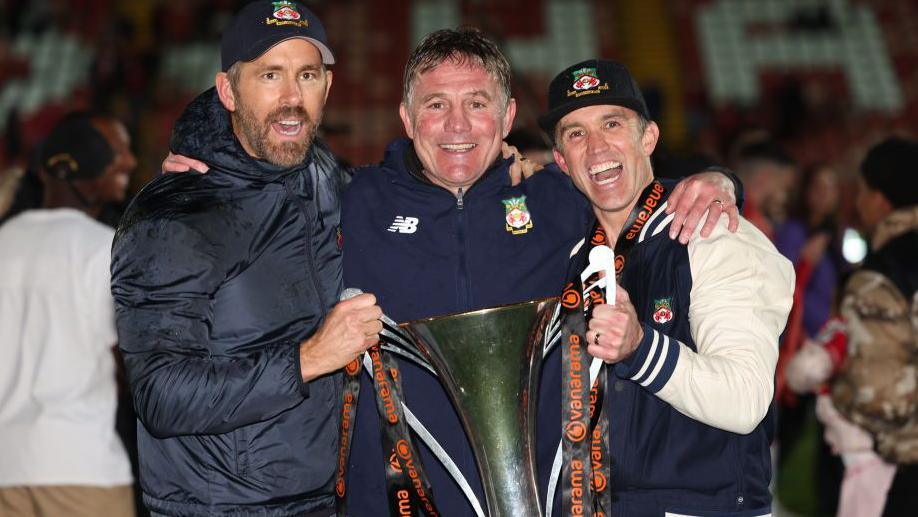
[110,2,382,516]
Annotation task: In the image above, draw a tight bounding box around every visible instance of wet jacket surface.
[111,88,346,516]
[342,138,590,516]
[833,206,918,465]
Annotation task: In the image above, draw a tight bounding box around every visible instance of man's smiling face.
[218,38,332,168]
[399,59,516,194]
[553,104,659,218]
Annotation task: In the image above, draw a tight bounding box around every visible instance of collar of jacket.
[380,137,512,196]
[873,205,918,250]
[169,88,314,184]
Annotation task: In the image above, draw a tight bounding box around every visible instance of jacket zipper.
[455,187,470,309]
[285,175,325,310]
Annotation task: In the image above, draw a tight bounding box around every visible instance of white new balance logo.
[387,216,419,234]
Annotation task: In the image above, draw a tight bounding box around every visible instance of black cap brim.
[538,95,648,140]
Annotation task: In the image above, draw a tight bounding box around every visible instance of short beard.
[232,100,319,168]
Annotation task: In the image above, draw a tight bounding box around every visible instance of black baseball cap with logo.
[220,0,335,72]
[538,59,649,139]
[39,115,114,181]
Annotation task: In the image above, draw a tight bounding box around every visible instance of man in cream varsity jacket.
[540,59,795,517]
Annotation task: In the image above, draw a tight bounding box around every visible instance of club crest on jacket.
[652,297,674,324]
[502,195,533,235]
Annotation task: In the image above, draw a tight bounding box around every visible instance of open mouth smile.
[589,160,623,185]
[439,143,477,153]
[272,120,304,137]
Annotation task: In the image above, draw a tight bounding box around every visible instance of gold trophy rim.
[400,295,558,327]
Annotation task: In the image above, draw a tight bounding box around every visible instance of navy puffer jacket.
[111,88,346,516]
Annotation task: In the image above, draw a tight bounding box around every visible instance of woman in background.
[774,163,848,516]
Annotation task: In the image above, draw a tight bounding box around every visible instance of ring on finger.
[593,332,601,345]
[712,199,723,206]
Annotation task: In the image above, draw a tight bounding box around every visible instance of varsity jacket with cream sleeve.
[571,180,794,517]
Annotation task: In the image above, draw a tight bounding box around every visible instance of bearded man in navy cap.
[111,2,382,515]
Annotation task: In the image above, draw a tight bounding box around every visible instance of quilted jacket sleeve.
[111,216,308,438]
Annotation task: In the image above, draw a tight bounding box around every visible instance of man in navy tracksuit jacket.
[540,59,794,516]
[343,138,588,515]
[343,31,742,516]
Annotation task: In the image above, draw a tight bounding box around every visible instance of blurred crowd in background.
[1,1,916,516]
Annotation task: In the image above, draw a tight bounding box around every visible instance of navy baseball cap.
[538,59,649,138]
[221,0,335,72]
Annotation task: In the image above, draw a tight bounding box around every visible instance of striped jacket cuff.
[613,325,681,393]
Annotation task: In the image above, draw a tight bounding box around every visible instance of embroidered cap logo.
[571,67,601,91]
[566,66,610,98]
[267,1,308,27]
[273,1,301,20]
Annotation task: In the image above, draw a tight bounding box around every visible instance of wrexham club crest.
[274,1,300,19]
[652,297,674,324]
[502,196,533,235]
[567,67,609,98]
[267,1,308,26]
[572,67,601,91]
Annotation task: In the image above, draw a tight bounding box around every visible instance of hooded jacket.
[111,88,346,516]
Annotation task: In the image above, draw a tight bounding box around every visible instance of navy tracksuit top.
[342,138,589,516]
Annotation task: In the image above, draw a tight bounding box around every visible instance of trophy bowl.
[402,297,558,517]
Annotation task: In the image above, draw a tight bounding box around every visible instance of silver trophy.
[401,297,558,517]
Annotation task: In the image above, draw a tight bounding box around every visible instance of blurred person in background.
[732,139,797,240]
[0,110,137,228]
[776,164,846,339]
[0,164,42,226]
[830,137,918,517]
[505,127,555,166]
[787,311,898,517]
[0,113,135,517]
[773,164,848,515]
